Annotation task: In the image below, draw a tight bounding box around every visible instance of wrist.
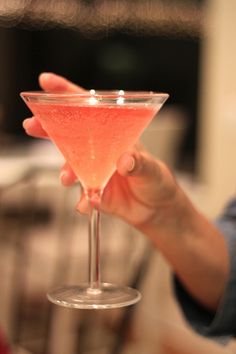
[137,184,196,249]
[137,186,229,310]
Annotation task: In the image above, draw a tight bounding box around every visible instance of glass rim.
[20,90,169,102]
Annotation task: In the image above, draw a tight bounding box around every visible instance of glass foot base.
[47,282,141,309]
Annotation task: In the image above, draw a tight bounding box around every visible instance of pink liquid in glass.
[28,103,160,189]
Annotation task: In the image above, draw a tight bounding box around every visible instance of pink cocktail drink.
[21,90,168,309]
[27,103,161,190]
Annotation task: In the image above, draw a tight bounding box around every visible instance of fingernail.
[22,119,31,130]
[127,156,135,172]
[76,198,89,214]
[60,171,68,184]
[39,72,52,80]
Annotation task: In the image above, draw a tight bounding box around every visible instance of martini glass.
[21,90,169,309]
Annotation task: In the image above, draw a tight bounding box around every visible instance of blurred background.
[0,0,236,353]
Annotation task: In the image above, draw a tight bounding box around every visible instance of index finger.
[23,73,85,138]
[39,72,85,93]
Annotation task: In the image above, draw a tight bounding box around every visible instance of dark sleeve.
[174,197,236,338]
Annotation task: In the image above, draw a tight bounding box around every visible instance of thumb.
[116,150,176,204]
[117,150,161,182]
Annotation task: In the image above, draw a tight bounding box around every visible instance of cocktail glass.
[20,89,169,309]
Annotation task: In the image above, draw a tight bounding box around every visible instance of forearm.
[138,187,229,311]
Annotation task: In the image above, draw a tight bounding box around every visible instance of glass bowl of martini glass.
[21,89,169,309]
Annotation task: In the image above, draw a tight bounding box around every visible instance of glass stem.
[86,189,103,293]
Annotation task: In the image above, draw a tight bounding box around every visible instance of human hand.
[22,73,231,315]
[23,73,179,232]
